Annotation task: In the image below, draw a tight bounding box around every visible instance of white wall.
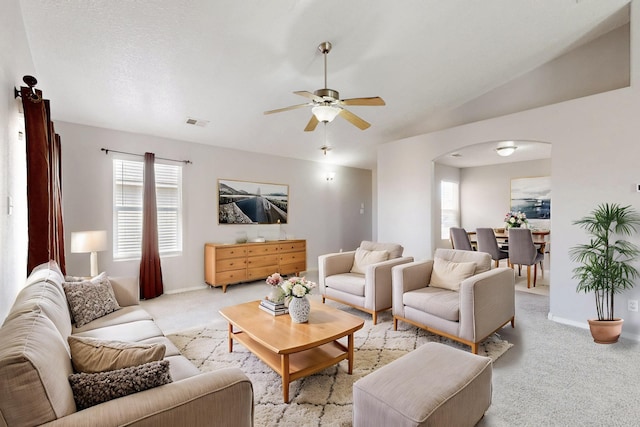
[59,122,372,294]
[460,159,552,231]
[378,3,640,341]
[0,1,35,322]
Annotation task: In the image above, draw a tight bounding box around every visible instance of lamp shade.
[71,230,108,253]
[312,105,341,122]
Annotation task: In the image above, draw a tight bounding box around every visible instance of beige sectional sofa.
[0,261,253,427]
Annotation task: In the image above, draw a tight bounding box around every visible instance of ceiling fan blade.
[303,115,319,132]
[339,108,371,130]
[264,103,310,115]
[340,96,386,106]
[294,90,324,103]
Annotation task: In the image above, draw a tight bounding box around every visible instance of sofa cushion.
[325,273,366,297]
[429,257,476,291]
[0,311,76,426]
[350,248,389,274]
[403,287,460,322]
[68,360,172,410]
[74,319,165,343]
[72,305,154,334]
[68,336,166,373]
[63,277,121,328]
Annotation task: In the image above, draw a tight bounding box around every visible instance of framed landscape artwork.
[218,179,288,224]
[510,176,551,229]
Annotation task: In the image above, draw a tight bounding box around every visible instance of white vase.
[268,286,285,303]
[288,295,310,323]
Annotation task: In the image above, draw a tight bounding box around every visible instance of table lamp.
[71,230,108,276]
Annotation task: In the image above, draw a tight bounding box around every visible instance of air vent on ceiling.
[185,117,210,127]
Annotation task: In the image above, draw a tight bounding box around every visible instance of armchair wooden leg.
[322,296,326,304]
[372,312,377,325]
[511,317,515,328]
[470,342,479,354]
[393,317,398,331]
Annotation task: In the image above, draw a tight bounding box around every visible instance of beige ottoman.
[353,342,492,427]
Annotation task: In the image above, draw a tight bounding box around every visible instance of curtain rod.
[101,148,192,164]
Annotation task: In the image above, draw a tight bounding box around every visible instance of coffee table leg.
[227,323,233,353]
[348,333,354,374]
[281,354,290,403]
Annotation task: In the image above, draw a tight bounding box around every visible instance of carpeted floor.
[167,308,511,427]
[142,266,640,426]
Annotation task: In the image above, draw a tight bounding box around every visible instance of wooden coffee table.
[219,299,364,402]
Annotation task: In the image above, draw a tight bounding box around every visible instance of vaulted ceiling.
[19,0,630,169]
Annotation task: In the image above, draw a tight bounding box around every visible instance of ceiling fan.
[264,41,385,131]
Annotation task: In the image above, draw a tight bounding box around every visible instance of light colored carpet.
[167,308,511,427]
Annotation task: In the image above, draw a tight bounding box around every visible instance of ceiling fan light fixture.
[496,146,517,157]
[312,105,341,123]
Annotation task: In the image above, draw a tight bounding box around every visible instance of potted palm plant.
[569,203,640,344]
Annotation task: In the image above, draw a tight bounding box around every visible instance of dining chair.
[476,228,510,268]
[449,227,474,251]
[508,228,544,288]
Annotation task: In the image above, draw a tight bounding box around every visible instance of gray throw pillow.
[68,360,172,410]
[63,277,121,327]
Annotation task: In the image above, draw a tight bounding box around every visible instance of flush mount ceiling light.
[496,146,517,157]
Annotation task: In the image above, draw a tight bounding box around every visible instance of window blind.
[113,159,182,259]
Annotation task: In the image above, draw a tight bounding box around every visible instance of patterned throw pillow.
[68,360,172,409]
[63,277,121,328]
[68,336,166,373]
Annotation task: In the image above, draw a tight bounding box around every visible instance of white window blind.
[440,180,459,240]
[113,159,182,259]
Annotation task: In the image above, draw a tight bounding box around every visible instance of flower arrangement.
[504,211,528,228]
[266,273,284,287]
[281,276,316,299]
[265,273,286,302]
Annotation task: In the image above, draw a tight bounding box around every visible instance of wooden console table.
[204,239,306,292]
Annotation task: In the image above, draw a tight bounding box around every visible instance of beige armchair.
[318,241,414,324]
[392,248,515,353]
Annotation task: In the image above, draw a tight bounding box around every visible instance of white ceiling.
[18,0,630,170]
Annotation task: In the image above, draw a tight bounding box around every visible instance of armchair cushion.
[403,287,460,321]
[350,248,389,274]
[325,273,366,296]
[360,241,404,259]
[429,257,477,291]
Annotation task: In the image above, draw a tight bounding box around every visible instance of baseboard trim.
[164,284,209,295]
[548,312,640,342]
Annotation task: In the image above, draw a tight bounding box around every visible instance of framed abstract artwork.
[218,179,288,224]
[510,176,551,227]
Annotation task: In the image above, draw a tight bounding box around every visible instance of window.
[440,180,459,240]
[113,159,182,259]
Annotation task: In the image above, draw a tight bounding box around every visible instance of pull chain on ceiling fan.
[264,41,385,131]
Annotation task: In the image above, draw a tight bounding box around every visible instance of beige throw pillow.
[429,257,477,291]
[68,336,166,373]
[350,248,389,274]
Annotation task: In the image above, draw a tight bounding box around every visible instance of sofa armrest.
[108,276,139,307]
[458,267,515,342]
[318,251,356,291]
[42,368,253,427]
[391,260,434,317]
[364,257,414,310]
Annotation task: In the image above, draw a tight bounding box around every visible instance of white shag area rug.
[167,309,512,427]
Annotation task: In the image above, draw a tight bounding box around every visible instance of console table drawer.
[279,241,306,252]
[216,258,247,272]
[247,254,279,268]
[246,244,280,256]
[215,269,247,285]
[280,252,305,264]
[280,261,306,276]
[216,247,248,260]
[248,265,279,281]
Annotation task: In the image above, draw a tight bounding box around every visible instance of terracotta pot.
[587,318,624,344]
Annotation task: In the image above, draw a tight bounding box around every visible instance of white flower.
[292,283,307,297]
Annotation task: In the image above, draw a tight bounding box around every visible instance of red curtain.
[139,152,164,299]
[21,87,66,274]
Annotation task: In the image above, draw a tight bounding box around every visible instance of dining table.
[467,229,550,254]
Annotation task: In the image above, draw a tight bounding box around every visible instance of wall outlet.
[628,300,638,312]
